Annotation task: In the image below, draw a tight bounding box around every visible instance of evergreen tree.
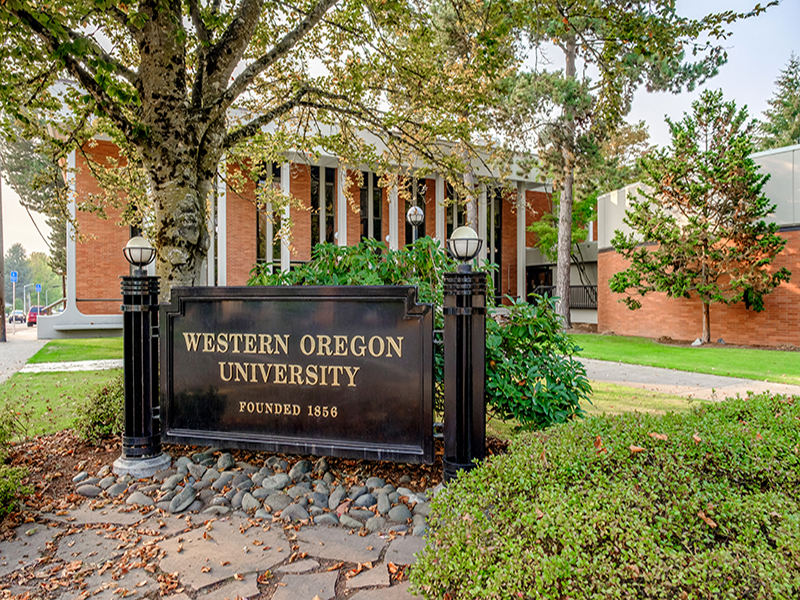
[757,53,800,150]
[610,90,790,343]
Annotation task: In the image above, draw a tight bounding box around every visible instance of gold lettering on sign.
[183,333,202,351]
[217,333,229,353]
[244,334,257,354]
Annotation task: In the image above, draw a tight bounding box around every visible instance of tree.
[0,130,68,296]
[609,90,790,343]
[4,243,30,310]
[0,0,511,294]
[757,52,800,150]
[502,0,773,327]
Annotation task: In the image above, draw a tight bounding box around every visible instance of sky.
[2,0,798,259]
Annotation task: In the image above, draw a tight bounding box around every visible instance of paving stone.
[55,528,138,565]
[175,456,193,469]
[201,572,259,600]
[354,493,377,508]
[44,506,146,526]
[203,506,231,517]
[348,485,367,500]
[413,501,431,517]
[59,566,158,600]
[211,472,234,491]
[307,491,328,508]
[297,528,384,563]
[412,524,428,536]
[349,581,415,600]
[276,558,320,573]
[134,515,190,538]
[99,475,117,489]
[348,509,375,522]
[389,525,408,534]
[365,477,385,490]
[272,571,337,600]
[201,468,220,483]
[0,523,61,577]
[159,517,288,589]
[347,563,390,589]
[328,486,346,509]
[186,463,206,481]
[376,492,391,515]
[72,471,89,484]
[268,472,291,490]
[161,473,184,492]
[385,535,425,565]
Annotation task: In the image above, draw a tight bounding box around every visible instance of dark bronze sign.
[160,286,433,463]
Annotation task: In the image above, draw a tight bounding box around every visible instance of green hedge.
[411,393,800,599]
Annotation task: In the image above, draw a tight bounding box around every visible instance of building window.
[488,187,503,298]
[256,163,282,269]
[445,183,466,239]
[311,166,336,246]
[360,172,383,241]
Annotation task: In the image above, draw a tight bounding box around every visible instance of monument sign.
[160,286,434,463]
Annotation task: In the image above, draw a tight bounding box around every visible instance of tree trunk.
[555,35,577,330]
[702,301,711,343]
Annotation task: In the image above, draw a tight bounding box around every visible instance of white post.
[66,149,77,308]
[435,174,446,244]
[337,164,347,246]
[517,182,526,301]
[319,166,326,244]
[217,162,227,285]
[281,162,291,272]
[389,179,399,250]
[478,184,487,264]
[207,170,217,285]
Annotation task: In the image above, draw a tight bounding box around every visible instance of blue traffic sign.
[9,271,17,283]
[35,284,41,292]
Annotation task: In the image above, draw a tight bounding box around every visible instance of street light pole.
[113,236,171,478]
[406,205,424,243]
[443,226,486,482]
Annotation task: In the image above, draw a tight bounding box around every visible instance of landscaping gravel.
[71,449,439,536]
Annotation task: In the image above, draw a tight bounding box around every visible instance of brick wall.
[225,164,257,286]
[74,141,130,315]
[597,230,800,346]
[500,192,517,299]
[526,190,551,247]
[424,179,436,239]
[345,169,361,244]
[289,164,312,261]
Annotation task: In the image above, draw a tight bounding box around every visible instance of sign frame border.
[159,285,434,464]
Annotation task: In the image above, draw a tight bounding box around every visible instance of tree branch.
[10,8,138,140]
[223,88,312,149]
[208,0,339,123]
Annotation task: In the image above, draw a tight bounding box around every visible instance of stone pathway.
[19,359,123,373]
[0,450,431,599]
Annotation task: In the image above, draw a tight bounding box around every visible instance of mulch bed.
[2,429,509,534]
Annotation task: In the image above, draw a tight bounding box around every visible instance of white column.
[517,181,526,300]
[435,174,445,244]
[217,164,227,285]
[337,164,347,246]
[388,179,399,250]
[478,184,487,264]
[319,166,326,244]
[206,170,217,285]
[65,149,77,307]
[281,162,291,272]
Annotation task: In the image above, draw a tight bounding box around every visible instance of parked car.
[8,310,25,324]
[27,306,43,327]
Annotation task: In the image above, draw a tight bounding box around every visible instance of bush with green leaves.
[0,405,32,518]
[410,392,800,599]
[249,238,590,430]
[75,372,124,443]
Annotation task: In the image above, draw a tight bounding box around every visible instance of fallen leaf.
[257,571,273,584]
[233,573,244,581]
[648,433,668,441]
[594,436,607,455]
[201,566,211,573]
[698,511,717,528]
[693,434,702,444]
[629,445,645,453]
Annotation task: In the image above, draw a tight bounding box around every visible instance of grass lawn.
[28,337,123,364]
[487,380,703,440]
[572,333,800,385]
[0,370,120,437]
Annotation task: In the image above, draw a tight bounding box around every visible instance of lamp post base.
[113,452,172,478]
[443,458,479,482]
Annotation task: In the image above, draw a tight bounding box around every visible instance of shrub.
[0,405,31,518]
[75,372,124,443]
[249,238,590,430]
[410,393,800,599]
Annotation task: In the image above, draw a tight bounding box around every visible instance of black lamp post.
[406,205,424,242]
[443,226,486,482]
[113,236,171,477]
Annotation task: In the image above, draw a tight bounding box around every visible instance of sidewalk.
[579,357,800,400]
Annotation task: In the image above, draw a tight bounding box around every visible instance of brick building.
[596,143,800,347]
[38,138,553,338]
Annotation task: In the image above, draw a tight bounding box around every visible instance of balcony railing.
[532,285,598,310]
